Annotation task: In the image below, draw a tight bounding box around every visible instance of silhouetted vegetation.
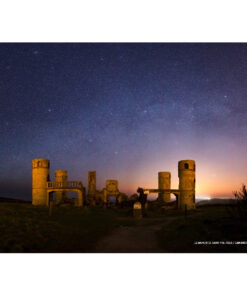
[232,184,247,220]
[233,184,247,203]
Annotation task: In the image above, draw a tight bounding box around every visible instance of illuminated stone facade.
[88,171,96,195]
[140,159,196,210]
[178,160,196,210]
[32,159,84,207]
[32,158,196,210]
[55,170,68,204]
[158,172,171,202]
[32,158,50,206]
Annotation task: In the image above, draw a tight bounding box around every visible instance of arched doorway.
[46,189,83,207]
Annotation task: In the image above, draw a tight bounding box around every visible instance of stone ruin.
[32,159,84,207]
[32,159,128,208]
[32,158,196,211]
[139,160,196,210]
[86,172,128,206]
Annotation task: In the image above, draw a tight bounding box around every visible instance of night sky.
[0,43,247,200]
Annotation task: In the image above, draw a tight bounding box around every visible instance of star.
[1,43,247,201]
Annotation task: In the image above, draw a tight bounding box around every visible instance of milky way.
[0,43,247,199]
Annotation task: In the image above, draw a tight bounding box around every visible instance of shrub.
[233,184,247,219]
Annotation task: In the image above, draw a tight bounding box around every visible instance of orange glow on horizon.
[114,156,246,199]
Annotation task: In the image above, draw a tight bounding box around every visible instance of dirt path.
[93,217,178,253]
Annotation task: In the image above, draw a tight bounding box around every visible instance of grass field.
[0,199,247,252]
[157,205,247,252]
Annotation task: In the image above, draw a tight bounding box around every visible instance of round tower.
[32,159,50,206]
[178,160,196,210]
[55,170,68,204]
[158,172,171,202]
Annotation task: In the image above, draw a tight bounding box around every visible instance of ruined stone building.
[32,158,84,207]
[142,159,196,210]
[87,171,127,205]
[32,159,127,207]
[32,158,196,210]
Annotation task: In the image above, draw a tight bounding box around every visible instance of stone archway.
[46,189,83,207]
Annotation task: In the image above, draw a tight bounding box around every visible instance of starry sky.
[0,43,247,200]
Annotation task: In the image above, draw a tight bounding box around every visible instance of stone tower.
[32,158,50,206]
[178,160,196,210]
[55,170,68,204]
[158,172,171,202]
[88,171,96,195]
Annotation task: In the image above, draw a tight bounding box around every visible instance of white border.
[0,0,246,42]
[0,254,247,296]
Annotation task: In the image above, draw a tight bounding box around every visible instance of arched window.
[184,163,189,169]
[37,161,41,167]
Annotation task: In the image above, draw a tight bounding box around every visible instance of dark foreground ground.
[0,198,247,252]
